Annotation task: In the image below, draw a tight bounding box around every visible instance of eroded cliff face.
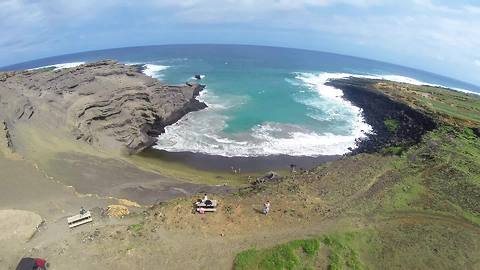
[0,60,206,155]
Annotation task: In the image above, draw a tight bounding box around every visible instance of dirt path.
[16,209,479,270]
[19,215,361,270]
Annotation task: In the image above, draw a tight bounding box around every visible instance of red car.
[15,258,47,270]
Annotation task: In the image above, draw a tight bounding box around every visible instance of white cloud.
[1,0,480,84]
[152,0,384,9]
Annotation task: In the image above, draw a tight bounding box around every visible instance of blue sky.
[1,0,479,85]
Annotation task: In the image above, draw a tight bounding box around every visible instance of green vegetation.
[128,223,144,233]
[381,146,405,156]
[321,233,363,270]
[235,220,480,270]
[380,126,480,224]
[423,127,480,219]
[375,82,480,127]
[234,239,321,270]
[232,232,378,270]
[383,118,400,133]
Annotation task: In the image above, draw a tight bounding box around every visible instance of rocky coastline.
[0,61,448,165]
[0,60,206,155]
[327,77,438,154]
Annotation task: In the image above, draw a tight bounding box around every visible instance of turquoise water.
[159,59,346,134]
[150,58,370,156]
[6,45,479,157]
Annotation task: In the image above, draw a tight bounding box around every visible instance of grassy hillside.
[373,82,480,128]
[232,83,480,270]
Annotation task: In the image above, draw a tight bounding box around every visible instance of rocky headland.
[0,60,206,155]
[0,60,232,221]
[327,77,439,154]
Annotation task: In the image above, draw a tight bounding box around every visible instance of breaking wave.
[153,69,477,157]
[30,62,85,70]
[154,72,375,157]
[142,64,169,78]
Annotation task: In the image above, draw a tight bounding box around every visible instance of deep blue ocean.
[3,45,479,157]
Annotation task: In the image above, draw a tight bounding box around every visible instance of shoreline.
[138,148,341,173]
[143,77,437,171]
[327,77,437,154]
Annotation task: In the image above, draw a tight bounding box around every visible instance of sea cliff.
[0,60,206,155]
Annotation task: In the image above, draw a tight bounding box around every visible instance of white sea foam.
[297,72,480,96]
[155,72,374,157]
[142,64,169,78]
[350,73,479,96]
[191,74,206,80]
[373,74,477,95]
[154,70,478,157]
[155,115,371,156]
[30,62,85,70]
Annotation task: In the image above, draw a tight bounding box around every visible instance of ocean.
[4,45,479,158]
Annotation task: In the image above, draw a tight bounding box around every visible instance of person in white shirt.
[263,201,271,215]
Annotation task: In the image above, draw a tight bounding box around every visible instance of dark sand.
[139,148,341,173]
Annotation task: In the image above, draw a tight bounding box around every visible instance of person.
[80,206,86,215]
[290,164,297,173]
[195,194,209,207]
[263,201,271,215]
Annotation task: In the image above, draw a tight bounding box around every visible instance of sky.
[1,0,479,85]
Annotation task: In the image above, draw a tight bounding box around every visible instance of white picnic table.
[196,200,218,213]
[195,200,218,208]
[67,211,93,228]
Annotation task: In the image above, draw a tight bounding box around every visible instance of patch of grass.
[369,221,480,269]
[234,232,376,270]
[235,249,259,270]
[384,118,400,133]
[374,82,480,127]
[384,174,425,211]
[378,126,480,224]
[234,223,480,270]
[413,127,480,218]
[233,239,320,270]
[382,146,405,156]
[128,223,144,233]
[322,233,363,270]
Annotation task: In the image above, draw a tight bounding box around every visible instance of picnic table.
[67,211,93,228]
[196,200,218,208]
[196,200,218,213]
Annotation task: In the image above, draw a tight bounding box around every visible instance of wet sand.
[139,148,341,173]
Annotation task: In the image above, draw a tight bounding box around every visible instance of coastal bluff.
[0,60,206,154]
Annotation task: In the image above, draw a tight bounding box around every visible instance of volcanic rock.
[0,60,206,154]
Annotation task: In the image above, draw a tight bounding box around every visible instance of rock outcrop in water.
[0,60,206,154]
